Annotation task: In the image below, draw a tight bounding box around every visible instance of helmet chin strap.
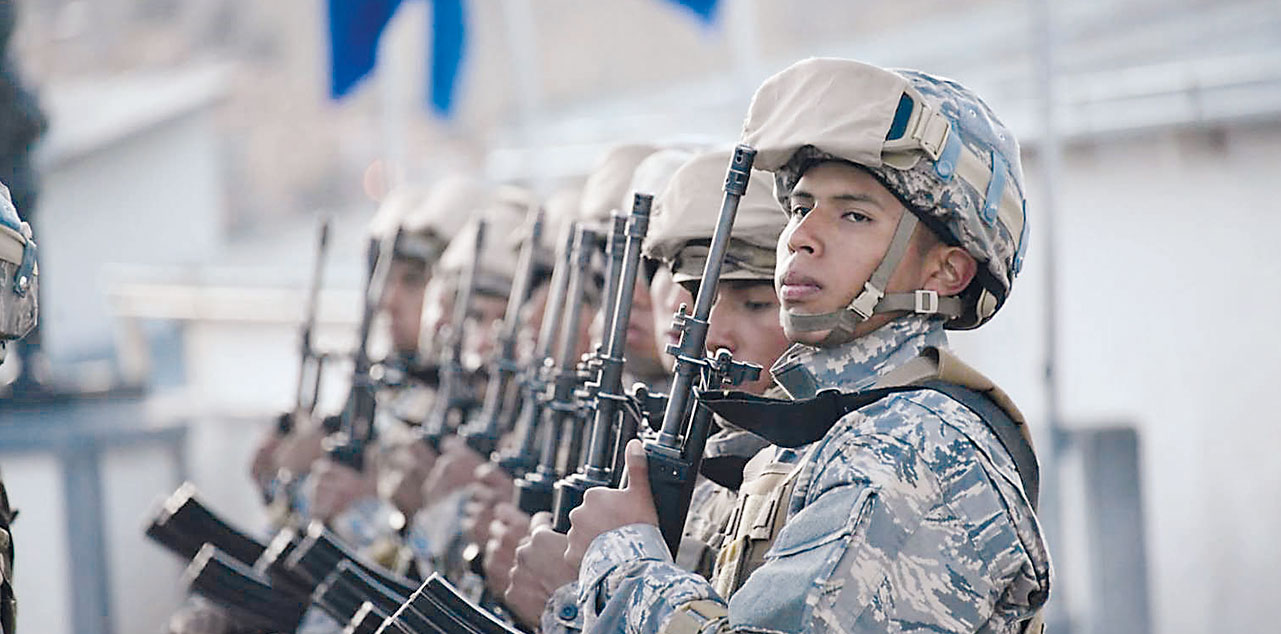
[781,212,963,346]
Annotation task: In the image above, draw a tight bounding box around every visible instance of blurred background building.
[0,0,1278,632]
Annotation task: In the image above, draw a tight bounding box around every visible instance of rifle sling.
[699,380,1039,510]
[698,454,751,491]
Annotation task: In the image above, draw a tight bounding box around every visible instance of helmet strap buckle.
[848,282,884,320]
[914,289,939,314]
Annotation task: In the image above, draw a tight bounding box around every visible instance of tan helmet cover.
[619,148,695,217]
[644,150,785,283]
[578,143,661,229]
[368,186,431,241]
[412,174,491,243]
[741,58,1029,330]
[437,187,532,297]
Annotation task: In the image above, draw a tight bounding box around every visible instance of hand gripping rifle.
[645,146,762,554]
[326,230,398,471]
[513,225,598,516]
[494,222,576,477]
[459,212,544,457]
[551,195,652,531]
[419,221,487,451]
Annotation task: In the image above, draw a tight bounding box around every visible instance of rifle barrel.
[645,145,758,554]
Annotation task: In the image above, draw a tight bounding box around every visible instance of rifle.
[375,573,522,634]
[253,527,314,598]
[571,210,629,411]
[513,224,598,516]
[419,221,487,451]
[494,222,576,477]
[645,145,762,554]
[294,216,332,427]
[552,195,652,531]
[144,482,267,566]
[282,521,418,597]
[313,560,412,626]
[459,212,544,457]
[326,228,398,471]
[347,601,395,634]
[184,544,309,633]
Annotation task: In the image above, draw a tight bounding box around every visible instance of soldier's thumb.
[623,439,650,495]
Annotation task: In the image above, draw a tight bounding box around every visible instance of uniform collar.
[769,315,948,399]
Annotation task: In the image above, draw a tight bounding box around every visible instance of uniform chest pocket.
[729,485,876,633]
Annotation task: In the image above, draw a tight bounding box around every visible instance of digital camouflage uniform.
[564,57,1048,634]
[575,316,1049,633]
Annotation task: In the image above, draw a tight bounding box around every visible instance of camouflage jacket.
[571,316,1051,633]
[541,426,769,634]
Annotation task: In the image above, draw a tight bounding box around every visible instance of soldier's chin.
[783,326,831,346]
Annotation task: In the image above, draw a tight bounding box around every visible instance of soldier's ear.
[924,245,977,297]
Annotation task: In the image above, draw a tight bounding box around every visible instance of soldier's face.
[705,280,789,395]
[463,294,510,367]
[621,272,665,379]
[418,276,455,357]
[776,162,936,344]
[381,259,430,353]
[649,267,692,373]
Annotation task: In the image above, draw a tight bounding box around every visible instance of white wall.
[953,122,1281,633]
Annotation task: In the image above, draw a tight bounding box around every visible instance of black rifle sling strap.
[701,382,1039,510]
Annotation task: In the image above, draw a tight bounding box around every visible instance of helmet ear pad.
[0,258,37,344]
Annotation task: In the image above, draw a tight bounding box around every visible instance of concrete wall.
[952,122,1281,633]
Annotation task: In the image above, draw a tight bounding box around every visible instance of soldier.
[0,182,40,634]
[0,1,47,395]
[516,148,792,633]
[477,184,584,598]
[575,143,670,386]
[411,189,535,581]
[563,58,1049,633]
[272,178,479,534]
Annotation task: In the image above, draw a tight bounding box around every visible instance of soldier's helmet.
[0,182,36,360]
[644,149,784,284]
[369,177,489,269]
[743,58,1029,330]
